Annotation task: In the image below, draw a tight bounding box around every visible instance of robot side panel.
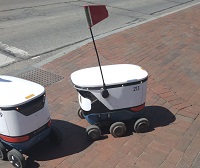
[0,111,9,135]
[141,81,147,104]
[3,102,50,137]
[92,83,145,110]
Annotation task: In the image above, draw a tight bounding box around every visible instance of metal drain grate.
[17,68,64,87]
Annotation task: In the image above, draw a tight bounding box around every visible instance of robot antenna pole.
[89,27,106,89]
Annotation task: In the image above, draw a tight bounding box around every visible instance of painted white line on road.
[0,42,30,58]
[31,56,41,59]
[0,53,15,67]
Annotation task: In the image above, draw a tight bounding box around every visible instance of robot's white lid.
[0,76,45,107]
[71,64,148,89]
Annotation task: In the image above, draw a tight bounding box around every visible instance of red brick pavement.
[1,4,200,168]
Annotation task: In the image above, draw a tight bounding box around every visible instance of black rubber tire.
[0,142,7,160]
[109,122,126,138]
[134,118,149,133]
[7,149,25,168]
[78,108,84,119]
[86,125,101,141]
[49,126,63,145]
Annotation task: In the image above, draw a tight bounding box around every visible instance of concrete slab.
[0,53,15,67]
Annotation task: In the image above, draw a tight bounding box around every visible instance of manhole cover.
[17,68,64,87]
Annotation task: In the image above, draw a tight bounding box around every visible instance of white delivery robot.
[0,76,62,168]
[71,64,149,140]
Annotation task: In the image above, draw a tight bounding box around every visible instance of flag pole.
[89,27,109,98]
[84,5,109,98]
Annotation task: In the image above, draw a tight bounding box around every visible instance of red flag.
[84,5,108,28]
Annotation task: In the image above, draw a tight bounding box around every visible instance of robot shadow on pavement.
[24,119,92,168]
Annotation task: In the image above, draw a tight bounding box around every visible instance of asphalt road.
[0,0,199,74]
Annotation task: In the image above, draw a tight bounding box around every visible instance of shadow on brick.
[25,119,92,168]
[144,106,176,131]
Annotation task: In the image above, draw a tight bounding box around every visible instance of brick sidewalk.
[1,4,200,168]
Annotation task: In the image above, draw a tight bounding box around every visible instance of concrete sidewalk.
[1,4,200,168]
